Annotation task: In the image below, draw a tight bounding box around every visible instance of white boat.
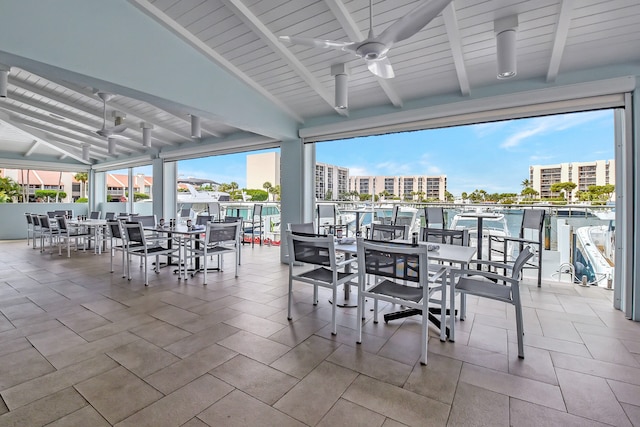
[573,211,615,287]
[450,208,511,258]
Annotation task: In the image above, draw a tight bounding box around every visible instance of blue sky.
[177,109,614,196]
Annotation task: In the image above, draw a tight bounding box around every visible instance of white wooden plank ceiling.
[0,0,639,167]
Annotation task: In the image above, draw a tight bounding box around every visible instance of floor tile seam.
[554,367,632,426]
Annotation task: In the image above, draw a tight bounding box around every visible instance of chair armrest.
[469,259,515,271]
[427,265,447,283]
[490,235,540,245]
[450,268,517,285]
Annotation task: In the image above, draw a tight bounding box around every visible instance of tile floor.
[0,239,639,426]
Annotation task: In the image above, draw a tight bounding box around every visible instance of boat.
[450,208,511,258]
[573,211,615,288]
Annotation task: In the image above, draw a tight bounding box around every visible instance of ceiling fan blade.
[111,123,127,133]
[279,36,356,52]
[366,57,395,79]
[377,0,452,45]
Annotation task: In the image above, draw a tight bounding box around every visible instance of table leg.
[329,253,357,308]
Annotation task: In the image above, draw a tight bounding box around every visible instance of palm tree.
[521,178,531,189]
[74,172,88,198]
[263,182,273,201]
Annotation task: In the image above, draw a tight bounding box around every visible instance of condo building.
[349,175,448,201]
[530,160,615,200]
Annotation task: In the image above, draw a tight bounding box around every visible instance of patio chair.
[106,220,140,276]
[489,209,545,287]
[89,211,101,219]
[30,214,42,249]
[196,214,213,225]
[243,204,263,247]
[288,222,315,233]
[55,216,91,257]
[370,223,408,241]
[424,207,445,229]
[24,213,33,246]
[420,227,469,246]
[451,246,534,358]
[38,214,59,253]
[185,220,242,284]
[287,230,358,335]
[122,221,179,286]
[104,212,116,220]
[356,238,445,365]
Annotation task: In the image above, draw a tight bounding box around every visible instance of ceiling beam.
[0,115,90,164]
[220,0,348,116]
[323,0,403,107]
[24,140,40,157]
[129,0,304,125]
[546,0,574,83]
[12,75,179,145]
[442,3,470,96]
[0,101,147,153]
[46,76,210,142]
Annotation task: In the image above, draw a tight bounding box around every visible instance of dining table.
[143,224,206,278]
[67,218,107,253]
[335,239,476,341]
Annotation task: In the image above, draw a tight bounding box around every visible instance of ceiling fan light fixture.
[190,115,201,138]
[108,137,116,155]
[495,15,518,79]
[140,122,153,147]
[0,64,10,98]
[331,63,349,110]
[82,144,90,162]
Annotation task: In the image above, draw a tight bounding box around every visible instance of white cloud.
[346,166,370,176]
[500,110,610,148]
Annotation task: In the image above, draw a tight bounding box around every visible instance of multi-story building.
[349,175,448,201]
[315,162,349,200]
[529,160,615,200]
[246,153,348,201]
[1,169,153,202]
[246,152,280,191]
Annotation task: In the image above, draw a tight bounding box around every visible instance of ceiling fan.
[95,92,128,138]
[279,0,452,79]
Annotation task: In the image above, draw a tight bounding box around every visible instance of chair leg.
[331,285,337,335]
[313,285,318,306]
[420,309,428,365]
[449,271,456,342]
[287,275,293,321]
[203,251,208,285]
[356,285,363,344]
[373,299,379,323]
[144,257,149,286]
[234,250,238,277]
[439,285,447,342]
[460,293,467,321]
[514,301,525,359]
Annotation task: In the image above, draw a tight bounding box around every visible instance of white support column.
[127,168,134,214]
[629,90,639,320]
[280,139,315,263]
[90,169,106,212]
[162,161,177,220]
[151,158,164,219]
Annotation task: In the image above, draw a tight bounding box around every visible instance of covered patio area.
[0,240,637,426]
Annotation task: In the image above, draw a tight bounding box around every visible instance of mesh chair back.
[32,214,41,227]
[135,215,157,227]
[208,203,221,220]
[54,210,67,217]
[107,221,123,239]
[179,208,192,218]
[424,207,445,229]
[252,204,263,218]
[47,211,56,218]
[105,212,116,220]
[124,222,146,245]
[207,221,240,245]
[521,209,545,237]
[196,215,212,226]
[25,213,33,225]
[289,222,315,233]
[289,233,333,267]
[55,216,68,232]
[371,223,407,241]
[39,215,52,230]
[420,227,468,246]
[89,211,101,219]
[361,241,421,283]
